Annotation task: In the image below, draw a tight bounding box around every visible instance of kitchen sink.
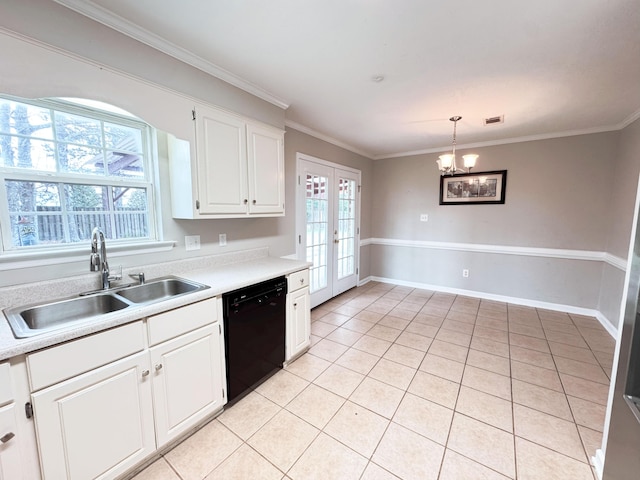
[6,294,130,338]
[3,276,209,338]
[115,278,204,304]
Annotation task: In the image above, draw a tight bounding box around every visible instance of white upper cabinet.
[169,104,285,219]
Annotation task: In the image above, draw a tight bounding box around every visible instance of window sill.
[0,241,176,271]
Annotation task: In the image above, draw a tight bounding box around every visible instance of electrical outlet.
[420,214,429,222]
[462,269,469,278]
[185,235,200,251]
[219,233,227,246]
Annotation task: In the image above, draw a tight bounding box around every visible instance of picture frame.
[439,170,507,205]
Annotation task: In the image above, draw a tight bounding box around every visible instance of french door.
[297,154,361,308]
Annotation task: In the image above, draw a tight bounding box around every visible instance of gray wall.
[370,132,621,312]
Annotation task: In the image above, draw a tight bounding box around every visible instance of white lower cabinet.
[150,324,224,447]
[31,351,155,480]
[0,403,23,480]
[286,269,311,361]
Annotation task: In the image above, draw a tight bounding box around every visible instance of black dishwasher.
[222,276,287,404]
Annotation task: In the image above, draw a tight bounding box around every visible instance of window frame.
[0,95,160,256]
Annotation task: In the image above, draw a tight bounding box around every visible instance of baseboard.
[593,448,605,480]
[365,275,616,337]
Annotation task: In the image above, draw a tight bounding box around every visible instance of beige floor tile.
[462,365,511,401]
[420,304,450,318]
[313,363,364,398]
[428,339,469,362]
[404,321,439,338]
[549,341,598,364]
[309,334,321,346]
[455,385,513,433]
[560,374,610,405]
[285,353,331,382]
[352,335,393,356]
[447,413,515,478]
[419,353,465,383]
[435,328,472,347]
[393,392,454,445]
[130,458,180,480]
[205,444,283,480]
[473,325,510,344]
[319,311,352,326]
[475,315,509,331]
[510,360,563,392]
[513,404,586,462]
[396,300,424,312]
[368,358,417,390]
[515,437,593,480]
[414,313,445,327]
[310,320,337,337]
[442,318,475,334]
[336,347,380,374]
[512,379,572,421]
[542,320,580,335]
[439,449,511,480]
[360,462,401,479]
[324,401,389,457]
[395,331,433,351]
[366,303,394,315]
[248,410,318,471]
[470,336,510,358]
[325,327,364,346]
[342,318,375,334]
[383,344,425,369]
[466,349,511,376]
[577,425,603,459]
[350,377,405,418]
[538,310,572,323]
[255,370,309,407]
[386,308,416,321]
[408,371,460,409]
[367,324,403,342]
[378,315,411,330]
[308,338,349,362]
[567,395,606,432]
[334,304,363,317]
[509,322,545,339]
[581,332,615,354]
[164,420,242,480]
[286,384,345,429]
[509,345,555,370]
[355,310,385,323]
[372,422,445,480]
[545,329,589,348]
[554,356,610,384]
[288,433,367,480]
[446,310,477,324]
[311,306,331,320]
[509,333,550,353]
[217,391,281,440]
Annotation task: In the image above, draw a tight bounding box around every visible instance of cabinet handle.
[141,369,150,377]
[1,432,15,443]
[293,303,298,308]
[300,278,305,284]
[155,364,163,371]
[252,199,257,204]
[244,199,248,204]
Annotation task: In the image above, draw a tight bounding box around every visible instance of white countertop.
[0,252,310,361]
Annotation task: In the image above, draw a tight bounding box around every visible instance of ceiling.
[55,0,640,159]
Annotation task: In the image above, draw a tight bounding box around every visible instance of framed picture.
[439,170,507,205]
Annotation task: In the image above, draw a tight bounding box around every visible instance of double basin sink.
[4,276,209,338]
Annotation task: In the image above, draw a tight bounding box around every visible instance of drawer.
[147,297,218,346]
[27,321,145,392]
[288,269,309,293]
[0,362,12,406]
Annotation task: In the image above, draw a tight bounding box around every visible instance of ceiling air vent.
[484,115,504,126]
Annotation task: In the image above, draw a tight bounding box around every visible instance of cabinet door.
[246,123,285,215]
[195,107,248,215]
[150,324,224,448]
[0,403,22,480]
[31,352,154,480]
[286,287,311,361]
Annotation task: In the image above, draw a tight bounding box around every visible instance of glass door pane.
[337,177,356,279]
[305,174,329,293]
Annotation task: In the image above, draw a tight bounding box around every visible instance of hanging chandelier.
[436,116,478,175]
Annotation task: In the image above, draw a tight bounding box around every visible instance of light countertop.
[0,250,310,361]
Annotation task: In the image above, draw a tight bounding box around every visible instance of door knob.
[141,369,150,377]
[155,364,163,371]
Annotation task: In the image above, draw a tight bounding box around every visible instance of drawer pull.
[0,432,15,443]
[300,278,305,284]
[141,369,150,377]
[155,364,163,371]
[293,303,298,308]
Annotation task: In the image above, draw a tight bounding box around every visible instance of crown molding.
[285,120,374,159]
[52,0,289,110]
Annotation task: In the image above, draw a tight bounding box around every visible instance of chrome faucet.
[90,227,120,289]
